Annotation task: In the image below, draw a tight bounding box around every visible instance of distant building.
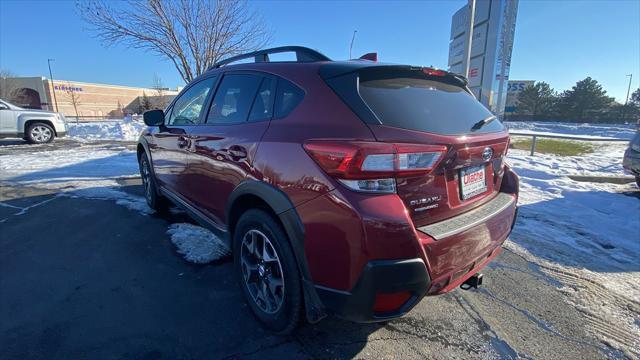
[504,80,535,115]
[0,76,179,117]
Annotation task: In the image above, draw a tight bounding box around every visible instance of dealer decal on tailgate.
[460,165,487,200]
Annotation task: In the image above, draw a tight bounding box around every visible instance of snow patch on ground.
[0,144,139,182]
[0,143,151,215]
[506,143,640,355]
[505,121,636,140]
[68,119,146,142]
[508,140,629,186]
[167,223,229,263]
[64,180,154,215]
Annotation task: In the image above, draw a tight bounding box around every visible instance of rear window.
[358,74,503,135]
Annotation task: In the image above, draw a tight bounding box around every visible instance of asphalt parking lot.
[0,139,635,359]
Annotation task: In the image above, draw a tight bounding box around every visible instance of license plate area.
[459,165,487,200]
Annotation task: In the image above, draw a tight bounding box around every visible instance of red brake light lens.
[303,141,447,193]
[422,68,446,77]
[373,291,413,313]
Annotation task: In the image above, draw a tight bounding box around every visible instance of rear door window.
[207,74,262,124]
[358,74,503,135]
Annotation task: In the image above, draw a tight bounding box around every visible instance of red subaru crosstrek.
[138,46,519,333]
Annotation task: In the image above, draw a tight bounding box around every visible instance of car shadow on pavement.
[0,139,26,146]
[510,188,639,274]
[0,185,379,359]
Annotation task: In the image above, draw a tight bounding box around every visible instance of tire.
[138,152,166,211]
[234,209,302,334]
[26,122,55,144]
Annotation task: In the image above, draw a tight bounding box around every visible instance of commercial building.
[0,76,179,117]
[448,0,519,117]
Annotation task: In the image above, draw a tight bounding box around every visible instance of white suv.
[0,99,68,144]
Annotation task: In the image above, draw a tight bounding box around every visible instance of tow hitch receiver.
[460,273,483,290]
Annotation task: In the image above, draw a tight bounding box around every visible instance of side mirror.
[0,105,7,110]
[143,109,165,126]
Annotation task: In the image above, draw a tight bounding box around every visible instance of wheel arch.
[136,139,158,176]
[23,119,57,137]
[226,180,327,323]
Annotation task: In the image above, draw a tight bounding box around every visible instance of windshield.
[358,75,504,135]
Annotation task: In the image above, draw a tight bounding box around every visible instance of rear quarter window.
[274,79,304,119]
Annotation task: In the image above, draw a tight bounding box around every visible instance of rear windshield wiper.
[470,115,497,131]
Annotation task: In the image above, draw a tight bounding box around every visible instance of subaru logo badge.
[482,147,493,161]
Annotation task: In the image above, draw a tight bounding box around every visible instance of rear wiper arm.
[471,115,497,131]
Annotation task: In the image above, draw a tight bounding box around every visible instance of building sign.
[505,80,535,113]
[54,85,83,92]
[448,0,519,117]
[507,80,534,93]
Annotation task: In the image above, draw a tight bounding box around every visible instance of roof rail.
[211,46,331,69]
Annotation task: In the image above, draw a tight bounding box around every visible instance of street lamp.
[624,74,633,106]
[47,59,59,112]
[349,30,358,59]
[622,74,633,122]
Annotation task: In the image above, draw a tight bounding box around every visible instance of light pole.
[621,74,633,122]
[624,74,633,105]
[47,58,59,112]
[463,0,476,78]
[349,30,358,59]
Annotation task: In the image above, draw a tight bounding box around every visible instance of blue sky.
[1,0,638,102]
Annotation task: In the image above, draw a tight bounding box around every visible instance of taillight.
[422,68,446,77]
[303,141,446,193]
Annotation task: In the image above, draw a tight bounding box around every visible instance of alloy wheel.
[30,125,52,143]
[240,229,285,314]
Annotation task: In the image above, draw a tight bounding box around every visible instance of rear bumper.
[297,168,519,322]
[419,193,517,294]
[312,192,517,322]
[315,258,430,322]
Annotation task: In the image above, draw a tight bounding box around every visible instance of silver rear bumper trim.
[417,192,516,240]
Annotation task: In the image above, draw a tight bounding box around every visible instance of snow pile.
[506,145,640,354]
[505,121,636,140]
[167,223,229,263]
[68,119,146,142]
[0,145,139,182]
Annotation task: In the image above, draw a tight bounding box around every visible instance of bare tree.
[152,73,168,109]
[65,82,82,123]
[79,0,271,84]
[0,69,19,101]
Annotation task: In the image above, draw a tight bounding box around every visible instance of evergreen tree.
[515,82,556,118]
[630,88,640,106]
[556,77,613,121]
[140,91,153,113]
